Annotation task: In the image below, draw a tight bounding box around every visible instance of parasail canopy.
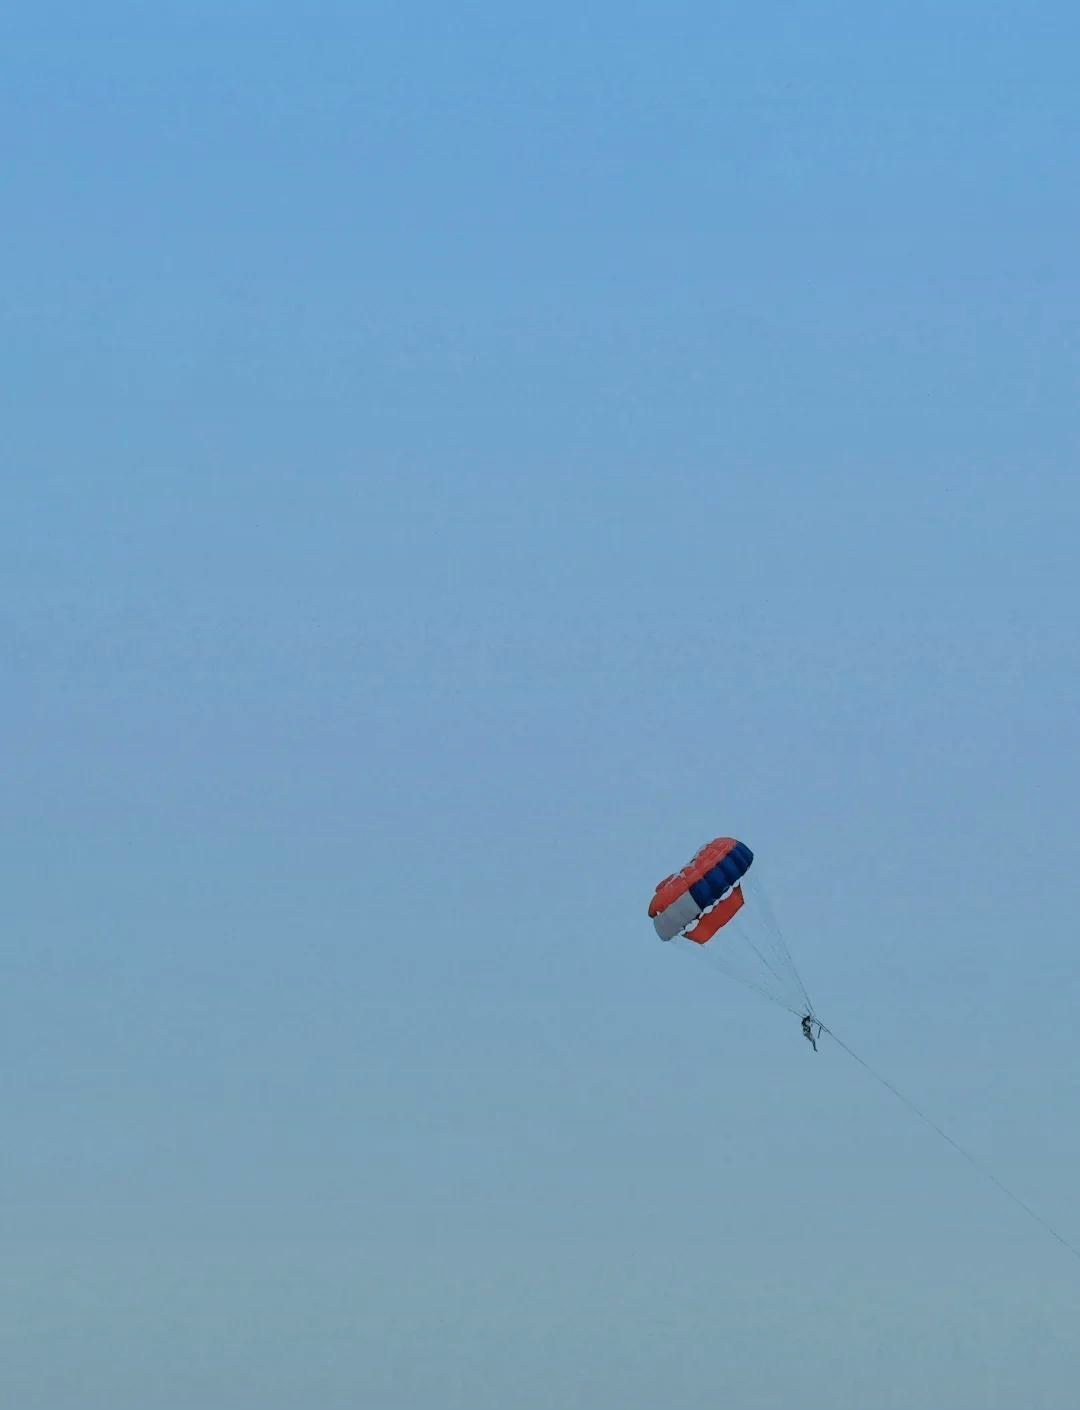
[648,834,813,1016]
[649,836,754,944]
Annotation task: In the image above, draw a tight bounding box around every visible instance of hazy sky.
[4,3,1080,1407]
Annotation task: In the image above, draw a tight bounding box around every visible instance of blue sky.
[3,2,1080,1406]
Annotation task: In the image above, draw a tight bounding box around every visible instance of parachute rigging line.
[817,1022,1080,1267]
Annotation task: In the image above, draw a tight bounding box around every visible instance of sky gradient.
[4,2,1080,1407]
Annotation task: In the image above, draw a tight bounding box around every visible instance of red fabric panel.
[684,886,744,943]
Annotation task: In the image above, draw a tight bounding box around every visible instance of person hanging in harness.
[801,1014,818,1051]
